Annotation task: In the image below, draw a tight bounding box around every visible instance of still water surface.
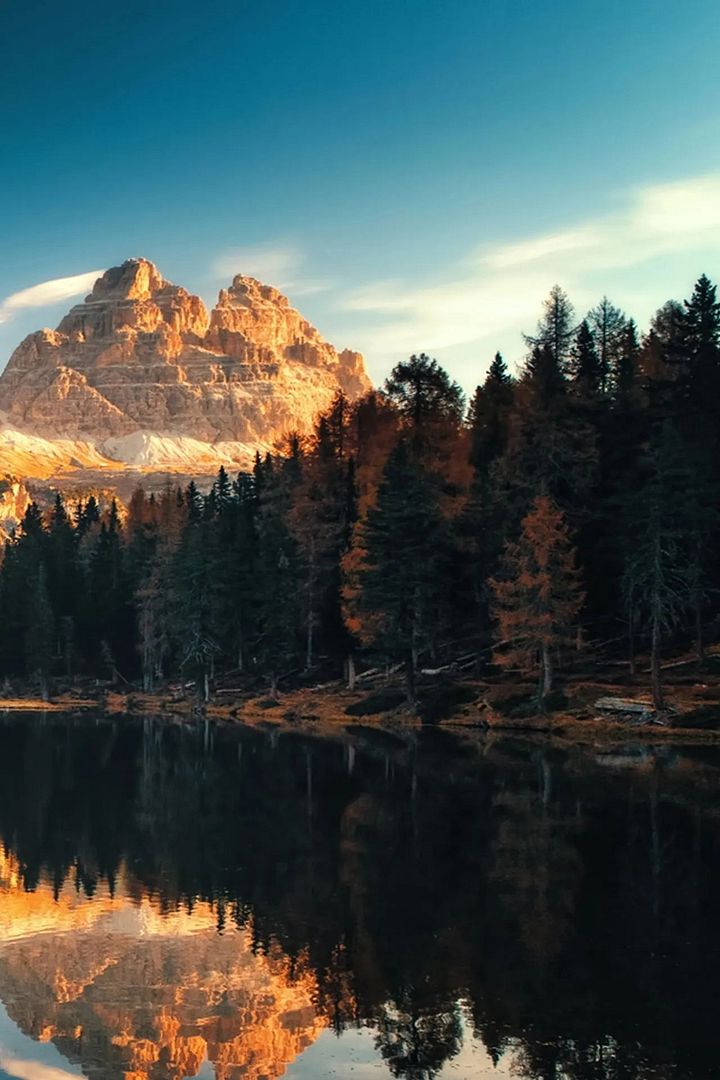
[0,714,718,1080]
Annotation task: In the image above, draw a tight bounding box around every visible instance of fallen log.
[355,663,403,683]
[595,696,654,715]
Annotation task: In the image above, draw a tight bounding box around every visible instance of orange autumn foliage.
[490,495,584,682]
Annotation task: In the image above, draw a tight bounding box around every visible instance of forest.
[1,274,719,714]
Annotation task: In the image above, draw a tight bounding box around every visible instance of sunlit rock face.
[0,258,371,471]
[0,476,30,539]
[0,852,324,1080]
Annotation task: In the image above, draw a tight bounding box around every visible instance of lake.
[0,714,717,1080]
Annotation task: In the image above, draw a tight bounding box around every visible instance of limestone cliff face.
[0,259,371,456]
[0,476,30,539]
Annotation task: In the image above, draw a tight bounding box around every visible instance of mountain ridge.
[0,258,370,482]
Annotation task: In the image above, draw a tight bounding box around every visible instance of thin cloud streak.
[212,242,333,297]
[0,1056,80,1080]
[340,173,720,371]
[213,242,303,282]
[0,270,104,325]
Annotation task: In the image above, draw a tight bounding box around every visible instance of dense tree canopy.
[0,277,718,709]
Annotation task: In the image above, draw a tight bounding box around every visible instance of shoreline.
[2,681,718,746]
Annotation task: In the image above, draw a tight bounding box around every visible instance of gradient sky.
[1,0,719,392]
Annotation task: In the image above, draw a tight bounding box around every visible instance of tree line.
[1,274,718,709]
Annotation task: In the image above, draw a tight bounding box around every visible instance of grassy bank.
[2,645,719,744]
[98,668,720,744]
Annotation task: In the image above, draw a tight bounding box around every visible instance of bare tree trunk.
[540,644,553,704]
[540,752,552,808]
[628,610,636,677]
[404,656,417,709]
[346,653,356,690]
[306,539,316,670]
[650,615,664,711]
[305,748,313,830]
[695,600,705,667]
[306,607,314,671]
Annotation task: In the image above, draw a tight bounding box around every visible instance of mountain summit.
[0,258,370,472]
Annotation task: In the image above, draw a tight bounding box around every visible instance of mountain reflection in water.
[0,716,718,1080]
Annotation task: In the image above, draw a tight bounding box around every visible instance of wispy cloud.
[0,1056,80,1080]
[341,173,720,375]
[212,242,332,297]
[0,269,104,325]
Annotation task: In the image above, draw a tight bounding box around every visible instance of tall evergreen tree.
[254,455,300,692]
[26,565,54,700]
[356,441,449,704]
[467,352,514,472]
[570,320,601,399]
[524,286,575,372]
[621,424,693,708]
[613,319,641,403]
[384,354,465,428]
[674,274,720,444]
[588,297,626,395]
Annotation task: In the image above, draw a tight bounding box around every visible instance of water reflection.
[0,715,718,1080]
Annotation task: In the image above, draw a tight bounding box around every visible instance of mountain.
[0,258,370,482]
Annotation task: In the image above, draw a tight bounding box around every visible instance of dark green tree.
[524,285,575,372]
[384,354,465,428]
[357,441,449,704]
[25,565,55,699]
[588,296,626,395]
[570,320,601,399]
[467,352,514,473]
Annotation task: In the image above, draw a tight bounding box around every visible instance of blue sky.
[1,0,719,391]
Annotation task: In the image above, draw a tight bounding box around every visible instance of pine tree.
[47,494,78,666]
[621,424,693,709]
[588,297,626,395]
[213,466,233,513]
[0,511,38,677]
[75,495,100,539]
[171,517,218,702]
[254,455,300,692]
[490,496,584,704]
[185,480,203,522]
[384,354,465,428]
[613,319,640,403]
[524,343,566,400]
[467,352,514,473]
[570,320,601,399]
[356,441,449,704]
[493,343,597,533]
[83,512,134,678]
[674,274,720,445]
[226,471,260,672]
[290,430,354,670]
[639,301,684,395]
[524,285,575,372]
[26,565,54,700]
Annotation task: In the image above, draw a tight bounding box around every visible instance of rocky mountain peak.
[0,259,371,475]
[88,257,167,301]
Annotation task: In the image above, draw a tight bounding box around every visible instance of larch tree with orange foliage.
[490,495,584,704]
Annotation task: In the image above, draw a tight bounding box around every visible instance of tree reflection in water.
[0,714,717,1080]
